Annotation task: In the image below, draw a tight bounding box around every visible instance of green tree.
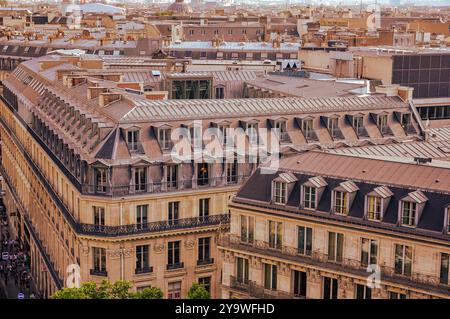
[187,283,210,299]
[133,287,163,299]
[52,280,163,299]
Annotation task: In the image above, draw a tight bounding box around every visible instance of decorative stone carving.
[277,262,290,276]
[185,239,195,250]
[154,243,165,254]
[308,268,322,283]
[80,245,90,256]
[250,256,262,270]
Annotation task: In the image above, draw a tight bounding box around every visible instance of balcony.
[220,234,450,295]
[135,266,154,275]
[166,262,184,271]
[78,213,229,237]
[83,175,250,197]
[90,269,108,277]
[197,258,214,266]
[229,275,304,299]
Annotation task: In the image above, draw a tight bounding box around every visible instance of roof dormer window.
[367,195,382,221]
[273,181,287,205]
[332,181,359,215]
[446,207,450,234]
[401,201,417,227]
[158,127,172,150]
[272,172,297,205]
[399,191,428,227]
[365,186,393,222]
[301,176,327,210]
[334,191,348,215]
[126,129,140,153]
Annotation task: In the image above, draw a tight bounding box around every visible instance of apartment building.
[0,52,426,298]
[220,151,450,299]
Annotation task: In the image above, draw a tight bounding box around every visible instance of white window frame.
[127,129,140,152]
[333,191,348,215]
[273,181,287,205]
[366,195,382,221]
[302,185,317,209]
[158,128,172,150]
[400,201,417,227]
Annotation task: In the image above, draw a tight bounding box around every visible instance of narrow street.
[0,200,39,299]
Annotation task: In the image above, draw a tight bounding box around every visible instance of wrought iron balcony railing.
[229,275,305,299]
[82,175,249,197]
[220,234,449,294]
[78,214,229,237]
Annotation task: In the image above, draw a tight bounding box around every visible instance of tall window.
[440,253,449,285]
[94,167,108,193]
[268,220,282,250]
[323,277,338,299]
[135,245,150,272]
[355,284,372,299]
[352,116,364,136]
[198,237,211,263]
[297,226,312,256]
[263,263,277,290]
[367,195,382,221]
[218,124,230,146]
[168,281,181,299]
[361,238,378,266]
[302,119,313,140]
[136,205,148,228]
[159,128,172,150]
[394,244,412,276]
[199,198,209,219]
[168,241,181,267]
[226,159,238,184]
[328,232,344,263]
[327,117,339,138]
[197,163,209,186]
[273,182,287,204]
[292,270,307,297]
[236,257,249,284]
[199,277,211,294]
[240,215,254,244]
[166,165,178,189]
[334,191,348,215]
[247,122,258,144]
[127,130,139,151]
[303,186,316,209]
[93,206,105,228]
[401,201,417,226]
[215,87,225,99]
[93,247,106,274]
[168,201,179,225]
[189,126,201,147]
[134,167,147,192]
[274,120,287,142]
[378,114,389,134]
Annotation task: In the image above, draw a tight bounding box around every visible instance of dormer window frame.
[188,124,202,148]
[302,185,317,210]
[333,190,349,215]
[246,121,259,144]
[273,181,287,205]
[365,186,393,222]
[126,128,141,153]
[302,118,314,140]
[366,195,383,222]
[398,191,428,228]
[400,200,417,227]
[157,126,172,151]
